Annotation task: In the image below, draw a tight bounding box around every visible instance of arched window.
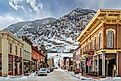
[107,30,114,48]
[99,33,102,49]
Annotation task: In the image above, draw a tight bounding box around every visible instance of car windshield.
[40,68,46,71]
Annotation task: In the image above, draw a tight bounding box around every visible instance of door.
[108,59,116,76]
[15,62,18,75]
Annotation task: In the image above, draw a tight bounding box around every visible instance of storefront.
[14,56,22,75]
[31,59,37,72]
[8,55,13,75]
[92,50,118,77]
[23,60,31,73]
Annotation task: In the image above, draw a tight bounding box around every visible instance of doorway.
[108,58,116,76]
[99,59,102,76]
[15,62,18,75]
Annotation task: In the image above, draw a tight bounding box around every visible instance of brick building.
[77,9,121,77]
[0,31,23,76]
[32,46,45,71]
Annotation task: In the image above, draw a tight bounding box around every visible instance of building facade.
[0,31,23,76]
[32,46,45,71]
[73,46,80,72]
[77,9,121,77]
[22,38,32,74]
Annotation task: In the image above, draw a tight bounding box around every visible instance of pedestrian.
[113,64,116,77]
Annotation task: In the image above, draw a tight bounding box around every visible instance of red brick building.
[77,9,121,77]
[32,46,45,71]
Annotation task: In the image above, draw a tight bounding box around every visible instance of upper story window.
[15,46,17,55]
[99,33,102,49]
[9,43,12,53]
[90,40,93,49]
[20,48,22,56]
[94,37,96,49]
[107,30,114,48]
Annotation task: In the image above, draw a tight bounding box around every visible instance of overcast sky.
[0,0,121,29]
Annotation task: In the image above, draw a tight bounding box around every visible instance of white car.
[37,68,47,76]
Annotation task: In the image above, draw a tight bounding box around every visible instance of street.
[36,69,80,81]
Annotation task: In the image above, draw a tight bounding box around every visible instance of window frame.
[106,29,115,48]
[15,46,17,55]
[9,43,12,53]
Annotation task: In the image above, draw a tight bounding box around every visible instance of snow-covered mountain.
[4,8,96,53]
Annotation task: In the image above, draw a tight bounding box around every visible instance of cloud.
[8,0,52,20]
[77,0,121,10]
[0,15,23,30]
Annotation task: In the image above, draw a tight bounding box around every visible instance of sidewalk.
[84,74,100,79]
[67,71,95,81]
[67,71,121,81]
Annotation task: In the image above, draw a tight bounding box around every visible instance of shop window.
[107,30,114,48]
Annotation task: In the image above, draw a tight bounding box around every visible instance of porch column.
[92,56,95,71]
[116,51,119,76]
[2,38,8,76]
[13,57,15,75]
[21,48,23,74]
[97,54,99,76]
[18,62,20,75]
[102,51,106,77]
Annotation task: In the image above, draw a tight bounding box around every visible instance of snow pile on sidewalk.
[98,77,113,81]
[97,77,121,81]
[0,73,37,81]
[113,77,121,81]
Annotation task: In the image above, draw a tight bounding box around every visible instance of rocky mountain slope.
[4,8,96,53]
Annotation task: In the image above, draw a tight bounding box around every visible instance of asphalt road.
[36,69,80,81]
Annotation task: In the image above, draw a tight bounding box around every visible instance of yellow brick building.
[0,31,23,76]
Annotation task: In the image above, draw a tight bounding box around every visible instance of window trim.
[9,43,12,53]
[106,29,115,48]
[15,46,17,55]
[98,31,102,49]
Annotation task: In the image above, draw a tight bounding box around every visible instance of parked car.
[47,68,50,73]
[37,68,47,76]
[50,67,54,72]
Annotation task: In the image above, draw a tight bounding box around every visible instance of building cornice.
[77,9,121,43]
[0,30,23,45]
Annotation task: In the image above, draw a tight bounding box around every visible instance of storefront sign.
[14,57,21,62]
